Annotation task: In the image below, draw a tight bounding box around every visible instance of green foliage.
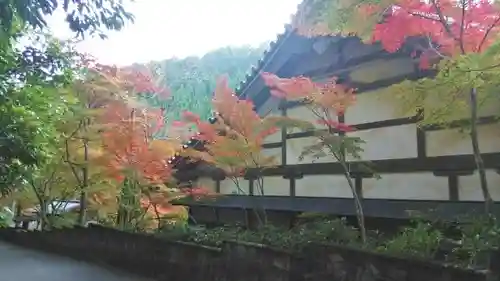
[116,176,147,231]
[377,221,443,259]
[0,33,78,194]
[269,116,377,177]
[293,0,386,40]
[47,212,80,229]
[0,0,136,194]
[0,0,134,38]
[0,208,13,228]
[304,131,365,161]
[391,50,500,128]
[268,116,365,162]
[156,216,500,268]
[139,45,267,133]
[158,218,363,251]
[450,215,500,267]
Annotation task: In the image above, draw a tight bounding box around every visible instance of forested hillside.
[136,44,267,136]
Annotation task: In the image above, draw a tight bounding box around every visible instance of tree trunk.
[116,194,127,230]
[469,88,493,213]
[339,162,367,244]
[78,136,89,226]
[14,202,21,228]
[39,201,48,231]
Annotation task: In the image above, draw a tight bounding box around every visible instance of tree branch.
[429,0,465,54]
[477,16,500,52]
[65,139,83,186]
[459,0,466,53]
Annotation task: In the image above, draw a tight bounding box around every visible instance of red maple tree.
[365,0,500,55]
[262,72,367,242]
[177,77,279,225]
[261,72,356,132]
[84,64,195,229]
[181,77,279,176]
[101,102,172,184]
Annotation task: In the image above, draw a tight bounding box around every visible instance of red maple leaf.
[367,0,500,61]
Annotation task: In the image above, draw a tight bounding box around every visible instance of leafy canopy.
[0,0,134,38]
[138,45,267,134]
[181,76,279,176]
[262,72,364,162]
[0,33,78,194]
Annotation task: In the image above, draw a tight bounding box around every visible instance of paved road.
[0,241,152,281]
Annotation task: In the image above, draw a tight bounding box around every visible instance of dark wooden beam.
[281,102,288,166]
[284,115,498,140]
[176,153,500,182]
[448,176,459,201]
[287,114,420,139]
[433,170,474,201]
[416,109,427,159]
[424,115,499,131]
[416,126,427,159]
[354,176,363,198]
[173,195,500,221]
[283,166,302,197]
[248,152,500,176]
[259,114,497,149]
[253,37,427,111]
[215,180,221,193]
[284,69,435,109]
[262,142,282,149]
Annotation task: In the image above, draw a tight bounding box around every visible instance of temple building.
[169,1,500,227]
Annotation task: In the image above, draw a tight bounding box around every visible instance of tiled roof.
[235,1,306,98]
[234,26,293,98]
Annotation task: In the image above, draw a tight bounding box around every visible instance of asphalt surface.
[0,241,151,281]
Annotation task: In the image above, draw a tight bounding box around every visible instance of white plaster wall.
[261,147,282,166]
[295,175,353,198]
[349,57,416,84]
[362,173,449,200]
[423,86,500,122]
[287,104,328,130]
[286,105,340,164]
[258,95,282,118]
[427,123,500,156]
[219,178,248,195]
[345,88,415,123]
[459,170,500,201]
[262,106,283,144]
[256,176,290,196]
[287,136,338,164]
[196,177,217,192]
[264,128,282,144]
[275,56,500,201]
[346,124,418,161]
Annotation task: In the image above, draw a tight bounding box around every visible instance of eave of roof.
[235,1,309,99]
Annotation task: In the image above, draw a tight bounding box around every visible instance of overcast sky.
[46,0,301,66]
